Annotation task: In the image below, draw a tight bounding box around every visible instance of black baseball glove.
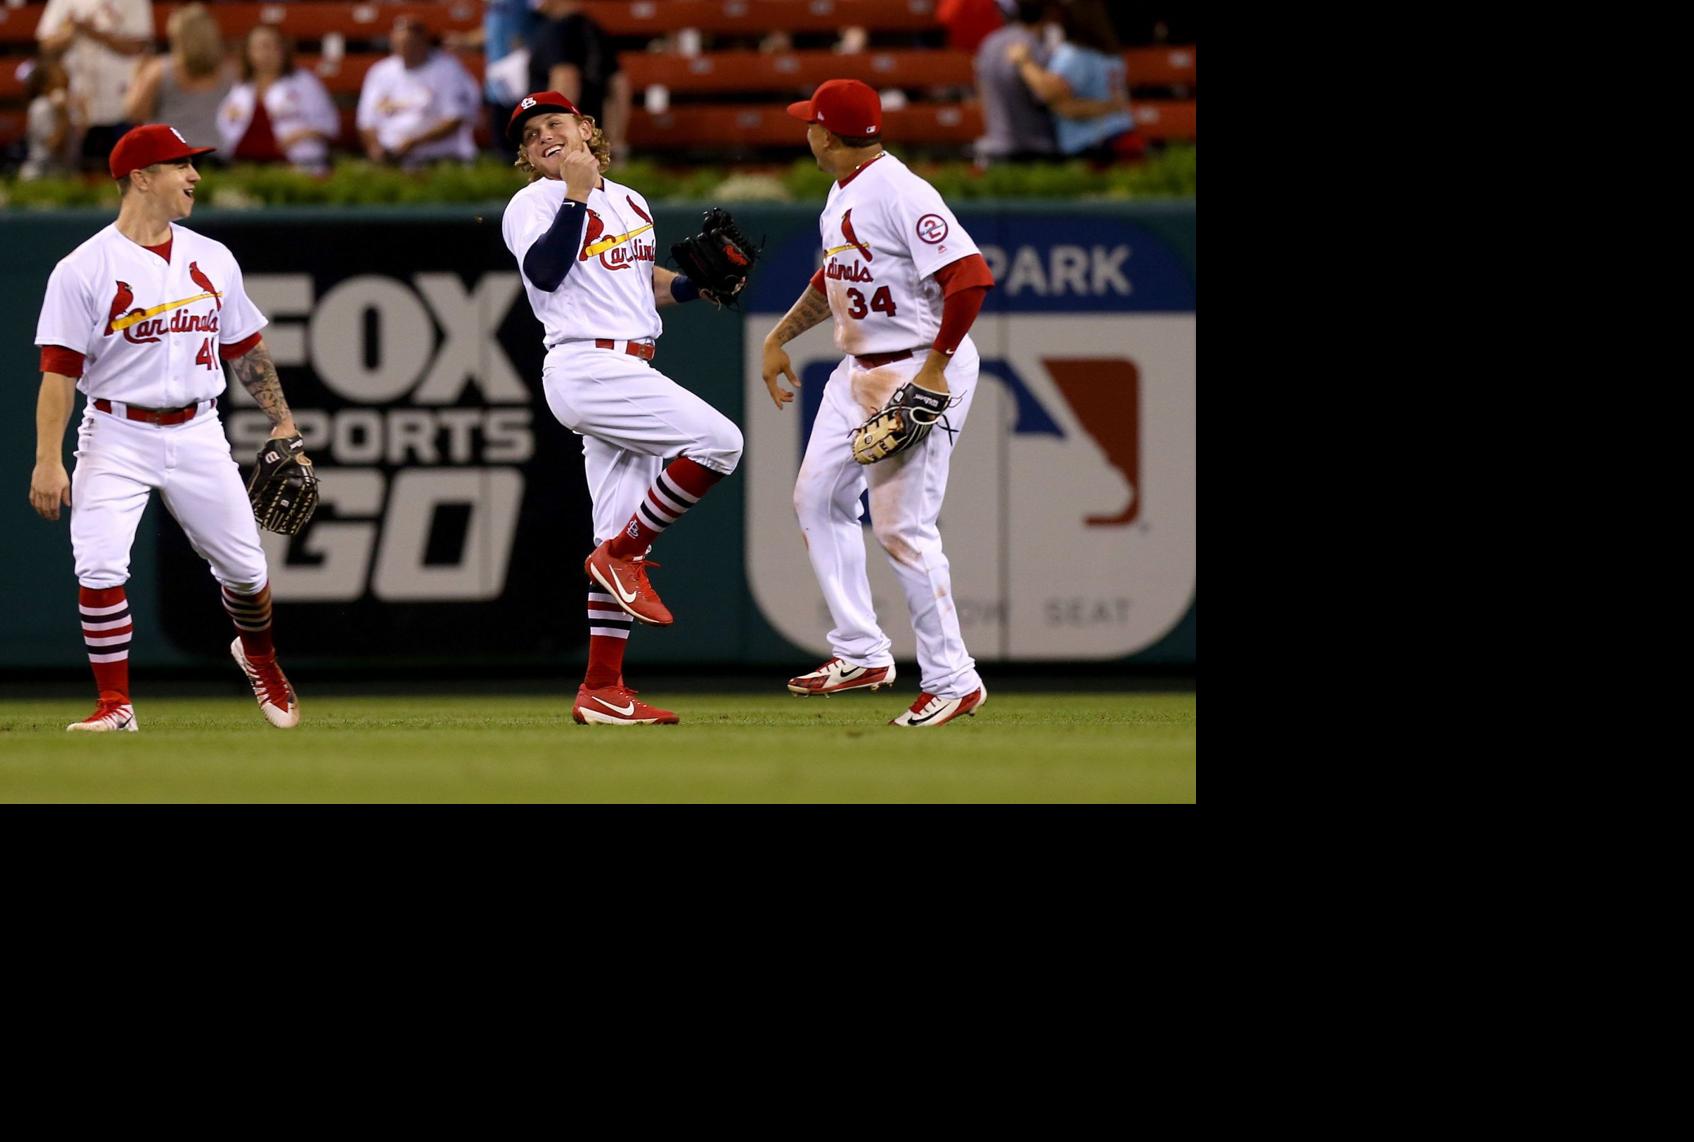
[850,381,954,465]
[670,207,761,308]
[247,434,319,535]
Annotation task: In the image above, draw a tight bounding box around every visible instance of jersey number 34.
[844,286,898,320]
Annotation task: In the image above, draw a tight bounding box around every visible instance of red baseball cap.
[109,124,216,180]
[787,79,882,137]
[507,91,583,146]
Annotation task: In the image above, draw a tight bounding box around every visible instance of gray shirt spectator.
[973,3,1057,162]
[124,4,233,158]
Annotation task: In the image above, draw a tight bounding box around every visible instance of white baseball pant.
[541,339,743,545]
[793,338,983,700]
[69,405,268,591]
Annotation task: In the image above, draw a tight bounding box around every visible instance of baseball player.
[760,79,996,727]
[501,91,743,726]
[29,123,309,732]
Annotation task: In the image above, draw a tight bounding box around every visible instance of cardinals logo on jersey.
[189,261,222,310]
[103,279,223,344]
[105,280,168,344]
[579,208,606,261]
[104,281,136,337]
[578,205,656,270]
[824,209,874,263]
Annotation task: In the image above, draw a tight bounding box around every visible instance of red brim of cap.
[785,100,817,122]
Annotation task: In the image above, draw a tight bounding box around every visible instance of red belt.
[93,397,213,425]
[855,348,919,369]
[595,338,656,361]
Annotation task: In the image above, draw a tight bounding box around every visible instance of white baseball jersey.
[217,70,341,169]
[503,173,662,347]
[355,50,479,164]
[35,0,152,127]
[816,152,980,357]
[35,222,268,407]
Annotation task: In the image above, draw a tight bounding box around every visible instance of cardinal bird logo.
[626,196,652,224]
[188,260,221,309]
[104,281,134,336]
[579,208,606,260]
[825,209,873,262]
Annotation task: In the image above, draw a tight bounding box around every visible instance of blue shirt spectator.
[1047,42,1133,155]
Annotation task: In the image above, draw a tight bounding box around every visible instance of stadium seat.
[628,100,1194,150]
[580,0,944,37]
[619,50,976,94]
[619,47,1194,96]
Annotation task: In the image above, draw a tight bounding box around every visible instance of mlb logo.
[742,314,1195,661]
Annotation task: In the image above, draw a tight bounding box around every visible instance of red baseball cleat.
[231,637,300,728]
[572,684,679,726]
[787,657,897,696]
[889,686,986,727]
[66,700,138,732]
[585,541,674,626]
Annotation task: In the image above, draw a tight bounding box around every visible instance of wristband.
[670,274,702,303]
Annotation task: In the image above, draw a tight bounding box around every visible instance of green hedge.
[0,145,1194,209]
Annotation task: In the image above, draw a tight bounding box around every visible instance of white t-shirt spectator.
[218,70,341,172]
[34,0,153,128]
[356,49,479,165]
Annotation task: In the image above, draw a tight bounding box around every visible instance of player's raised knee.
[698,416,743,474]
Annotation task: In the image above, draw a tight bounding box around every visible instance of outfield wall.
[0,201,1194,673]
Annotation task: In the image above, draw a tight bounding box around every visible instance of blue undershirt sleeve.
[522,199,588,292]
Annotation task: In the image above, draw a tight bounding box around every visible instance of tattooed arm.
[759,279,834,409]
[229,340,301,440]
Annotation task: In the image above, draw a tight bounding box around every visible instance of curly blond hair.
[514,115,612,182]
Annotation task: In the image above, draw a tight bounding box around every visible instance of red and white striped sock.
[221,582,276,661]
[606,456,725,559]
[79,585,131,704]
[584,589,632,689]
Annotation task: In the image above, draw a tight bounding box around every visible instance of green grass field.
[0,691,1195,803]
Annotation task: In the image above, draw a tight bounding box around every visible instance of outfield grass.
[0,691,1195,803]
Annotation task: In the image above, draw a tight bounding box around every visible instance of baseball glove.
[670,207,761,308]
[850,381,954,465]
[247,434,319,535]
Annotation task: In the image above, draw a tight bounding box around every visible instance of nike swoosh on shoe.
[608,566,639,604]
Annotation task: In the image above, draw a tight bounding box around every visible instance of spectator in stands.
[356,16,481,167]
[1007,0,1141,162]
[939,0,1007,54]
[834,26,869,54]
[217,24,340,172]
[527,0,629,161]
[972,0,1058,165]
[124,4,233,165]
[445,0,542,156]
[17,56,80,181]
[33,0,152,170]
